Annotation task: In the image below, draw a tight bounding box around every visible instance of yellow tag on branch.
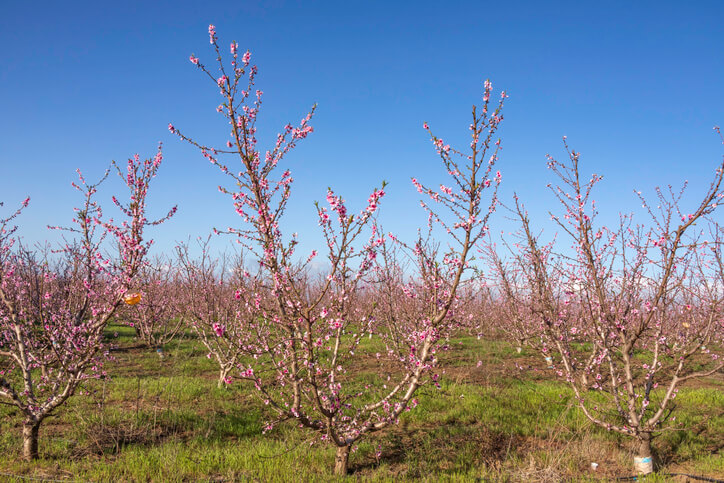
[124,292,142,305]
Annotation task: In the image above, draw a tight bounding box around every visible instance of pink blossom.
[212,323,225,337]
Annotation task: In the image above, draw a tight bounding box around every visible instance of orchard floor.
[1,325,722,482]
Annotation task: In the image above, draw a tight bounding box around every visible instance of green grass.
[0,326,721,481]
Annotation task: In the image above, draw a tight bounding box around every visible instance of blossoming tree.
[0,150,175,460]
[495,135,723,474]
[170,26,506,474]
[176,238,253,388]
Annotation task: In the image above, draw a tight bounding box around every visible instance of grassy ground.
[1,324,722,482]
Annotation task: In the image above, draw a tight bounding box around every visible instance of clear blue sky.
[1,0,722,258]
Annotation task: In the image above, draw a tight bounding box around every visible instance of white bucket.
[633,456,653,474]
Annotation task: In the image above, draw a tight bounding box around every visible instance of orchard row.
[1,26,721,476]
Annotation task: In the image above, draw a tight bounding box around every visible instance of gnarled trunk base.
[334,444,351,476]
[22,421,40,461]
[634,434,654,475]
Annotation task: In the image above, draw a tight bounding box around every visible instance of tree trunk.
[634,433,654,475]
[334,444,351,476]
[22,420,41,461]
[637,433,652,457]
[218,367,230,389]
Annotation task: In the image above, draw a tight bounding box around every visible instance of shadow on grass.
[68,407,263,460]
[350,423,522,478]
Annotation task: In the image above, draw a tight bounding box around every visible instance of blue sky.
[1,0,722,258]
